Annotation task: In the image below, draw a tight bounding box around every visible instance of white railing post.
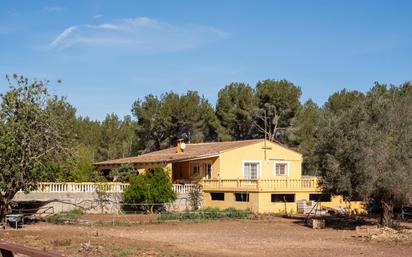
[34,178,318,194]
[34,182,129,193]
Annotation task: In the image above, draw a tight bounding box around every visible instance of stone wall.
[14,191,194,214]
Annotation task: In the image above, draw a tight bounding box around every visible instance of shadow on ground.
[286,215,375,230]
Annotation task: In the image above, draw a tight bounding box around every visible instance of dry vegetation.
[363,227,412,244]
[1,215,411,257]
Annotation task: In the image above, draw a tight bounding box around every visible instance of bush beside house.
[123,167,176,212]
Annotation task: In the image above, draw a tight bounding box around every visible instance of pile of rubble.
[356,225,412,243]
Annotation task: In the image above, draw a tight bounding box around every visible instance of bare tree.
[188,185,203,211]
[253,105,289,143]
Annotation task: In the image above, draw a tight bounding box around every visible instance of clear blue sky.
[1,0,411,120]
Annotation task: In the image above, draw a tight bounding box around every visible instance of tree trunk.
[0,190,17,222]
[380,200,394,227]
[0,198,10,222]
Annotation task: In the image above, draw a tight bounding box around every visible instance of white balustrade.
[33,179,317,194]
[34,182,130,193]
[34,182,197,194]
[202,178,319,192]
[172,184,198,194]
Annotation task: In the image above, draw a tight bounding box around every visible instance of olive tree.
[316,83,412,227]
[0,75,70,219]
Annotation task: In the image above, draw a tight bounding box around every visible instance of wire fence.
[9,198,253,227]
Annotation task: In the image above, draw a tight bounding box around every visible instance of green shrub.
[108,163,137,182]
[44,213,63,224]
[66,208,84,217]
[223,208,250,219]
[52,239,72,247]
[201,207,222,219]
[159,212,180,220]
[124,167,176,212]
[44,208,84,224]
[159,207,251,221]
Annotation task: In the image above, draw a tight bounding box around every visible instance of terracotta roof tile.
[95,139,263,166]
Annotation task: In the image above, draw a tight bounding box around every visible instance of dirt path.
[1,218,411,257]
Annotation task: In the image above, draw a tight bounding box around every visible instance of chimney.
[176,138,185,153]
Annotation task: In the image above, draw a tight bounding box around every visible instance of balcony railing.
[34,182,129,193]
[32,179,317,194]
[172,184,198,194]
[201,178,319,192]
[33,182,197,194]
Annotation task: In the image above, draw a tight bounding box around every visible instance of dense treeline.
[49,79,307,181]
[58,79,302,162]
[45,108,136,182]
[49,79,411,184]
[1,75,411,225]
[132,79,302,152]
[315,84,412,226]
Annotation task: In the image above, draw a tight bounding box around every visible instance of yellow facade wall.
[317,195,366,214]
[218,140,303,179]
[203,191,260,212]
[257,192,309,213]
[255,193,365,214]
[203,191,366,214]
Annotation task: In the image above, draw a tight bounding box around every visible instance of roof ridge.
[95,138,266,166]
[187,139,262,145]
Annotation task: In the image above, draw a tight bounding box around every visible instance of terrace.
[33,177,319,194]
[201,177,320,192]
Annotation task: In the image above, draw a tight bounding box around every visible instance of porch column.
[165,162,173,179]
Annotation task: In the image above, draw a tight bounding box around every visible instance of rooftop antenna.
[264,109,268,160]
[181,132,191,144]
[260,109,272,160]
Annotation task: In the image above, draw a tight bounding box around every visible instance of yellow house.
[95,139,364,214]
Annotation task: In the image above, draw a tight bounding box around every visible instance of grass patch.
[104,244,150,257]
[160,207,251,221]
[44,208,84,224]
[52,239,72,247]
[66,208,84,217]
[160,250,187,257]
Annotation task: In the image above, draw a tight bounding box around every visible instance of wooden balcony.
[201,178,320,192]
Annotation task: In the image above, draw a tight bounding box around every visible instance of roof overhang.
[173,153,219,162]
[94,153,219,167]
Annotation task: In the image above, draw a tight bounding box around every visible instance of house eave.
[173,153,219,162]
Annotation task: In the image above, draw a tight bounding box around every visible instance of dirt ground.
[0,216,411,257]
